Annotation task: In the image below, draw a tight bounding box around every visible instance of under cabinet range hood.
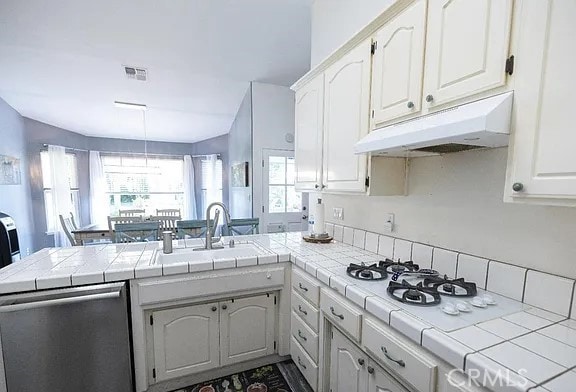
[354,92,514,157]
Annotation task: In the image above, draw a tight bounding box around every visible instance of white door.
[220,294,277,366]
[323,39,371,193]
[422,0,513,108]
[368,360,409,392]
[330,328,367,392]
[262,149,309,233]
[152,303,220,382]
[372,0,427,126]
[295,74,324,191]
[506,0,576,203]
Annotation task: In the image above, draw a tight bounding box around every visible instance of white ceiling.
[0,0,311,143]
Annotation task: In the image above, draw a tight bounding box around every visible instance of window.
[101,154,184,216]
[200,157,223,214]
[40,151,80,232]
[268,156,301,213]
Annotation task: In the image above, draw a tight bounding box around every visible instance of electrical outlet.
[333,207,344,220]
[383,213,394,233]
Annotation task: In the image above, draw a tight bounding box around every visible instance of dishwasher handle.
[0,291,121,313]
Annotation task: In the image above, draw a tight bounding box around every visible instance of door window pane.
[286,186,301,212]
[268,186,286,213]
[286,157,295,185]
[269,156,286,185]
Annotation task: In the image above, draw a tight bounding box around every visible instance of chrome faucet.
[205,202,231,250]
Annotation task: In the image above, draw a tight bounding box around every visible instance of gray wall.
[228,87,253,218]
[0,98,34,256]
[24,118,229,250]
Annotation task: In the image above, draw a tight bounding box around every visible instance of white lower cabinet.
[152,302,220,382]
[369,361,409,392]
[150,293,277,383]
[220,294,276,366]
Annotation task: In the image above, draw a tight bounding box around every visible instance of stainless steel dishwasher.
[0,282,133,392]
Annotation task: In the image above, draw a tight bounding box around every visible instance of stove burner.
[379,259,420,274]
[423,275,477,297]
[346,263,387,281]
[387,280,441,306]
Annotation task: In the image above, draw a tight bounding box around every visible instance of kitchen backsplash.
[325,222,576,320]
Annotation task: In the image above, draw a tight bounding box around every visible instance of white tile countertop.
[1,232,575,391]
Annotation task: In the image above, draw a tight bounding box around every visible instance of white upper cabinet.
[371,0,427,126]
[219,294,276,366]
[152,303,219,382]
[422,0,513,108]
[505,0,576,205]
[323,40,372,193]
[295,74,324,191]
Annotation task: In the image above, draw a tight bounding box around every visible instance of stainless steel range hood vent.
[354,92,514,157]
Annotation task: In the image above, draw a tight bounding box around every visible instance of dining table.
[72,223,112,245]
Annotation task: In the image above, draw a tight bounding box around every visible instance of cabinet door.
[368,361,409,392]
[330,328,367,392]
[323,40,371,193]
[295,74,324,191]
[372,0,427,126]
[423,0,513,108]
[220,294,276,366]
[506,0,576,203]
[152,303,219,382]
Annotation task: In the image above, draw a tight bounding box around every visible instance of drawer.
[292,290,319,332]
[292,268,321,307]
[291,311,319,363]
[291,336,318,391]
[362,318,437,392]
[320,288,362,341]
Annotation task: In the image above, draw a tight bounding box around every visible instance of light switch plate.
[333,207,344,220]
[383,213,394,232]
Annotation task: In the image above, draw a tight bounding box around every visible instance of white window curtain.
[47,145,73,247]
[204,154,221,219]
[183,155,197,219]
[89,151,108,226]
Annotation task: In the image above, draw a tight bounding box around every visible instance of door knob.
[512,182,524,192]
[425,94,434,103]
[211,306,217,312]
[222,304,228,310]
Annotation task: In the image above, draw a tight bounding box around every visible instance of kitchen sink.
[154,242,268,265]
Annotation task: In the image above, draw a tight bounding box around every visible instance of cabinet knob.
[222,304,228,310]
[367,366,374,375]
[357,358,365,366]
[211,306,217,312]
[407,101,415,109]
[425,94,434,103]
[315,184,319,189]
[512,182,524,192]
[321,185,326,190]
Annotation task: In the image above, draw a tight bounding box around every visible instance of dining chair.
[151,216,180,233]
[177,219,215,239]
[69,212,79,230]
[108,216,143,239]
[59,214,79,246]
[226,218,260,236]
[156,208,181,217]
[118,209,146,218]
[114,221,160,243]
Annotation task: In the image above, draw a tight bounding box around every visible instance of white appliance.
[354,92,514,157]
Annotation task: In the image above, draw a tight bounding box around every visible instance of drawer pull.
[298,330,307,341]
[381,346,406,368]
[298,305,308,315]
[298,283,309,292]
[330,306,344,320]
[298,356,307,369]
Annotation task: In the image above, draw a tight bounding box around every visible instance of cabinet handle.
[298,330,307,341]
[298,356,307,369]
[211,306,217,312]
[425,94,434,103]
[298,283,308,292]
[222,304,228,310]
[381,346,406,367]
[358,358,365,366]
[512,182,524,192]
[367,366,374,375]
[407,101,415,109]
[330,306,344,320]
[298,305,308,315]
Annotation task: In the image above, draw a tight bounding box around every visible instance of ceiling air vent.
[124,66,147,81]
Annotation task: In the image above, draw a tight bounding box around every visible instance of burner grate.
[423,275,477,297]
[346,263,387,281]
[387,280,441,306]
